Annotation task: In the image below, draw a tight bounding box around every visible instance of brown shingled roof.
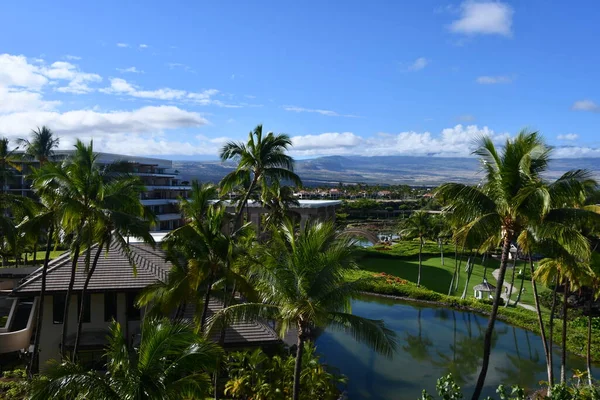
[12,243,171,295]
[182,299,280,347]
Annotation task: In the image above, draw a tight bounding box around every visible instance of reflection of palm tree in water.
[433,311,506,386]
[403,309,433,362]
[496,327,545,388]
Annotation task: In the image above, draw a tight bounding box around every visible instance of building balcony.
[156,213,183,221]
[146,185,192,191]
[140,199,181,206]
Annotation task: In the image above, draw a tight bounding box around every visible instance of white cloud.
[553,146,600,158]
[449,1,514,37]
[43,61,102,94]
[557,133,579,141]
[292,132,363,150]
[476,75,512,84]
[572,100,600,112]
[101,78,229,106]
[0,54,102,96]
[101,78,186,100]
[116,66,144,74]
[0,106,207,138]
[64,55,81,60]
[282,105,357,117]
[407,57,429,71]
[139,44,149,49]
[0,87,60,113]
[116,43,130,48]
[0,54,49,89]
[287,125,509,157]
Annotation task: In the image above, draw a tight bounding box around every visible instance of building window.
[77,294,91,323]
[126,292,141,321]
[53,295,65,324]
[104,293,118,322]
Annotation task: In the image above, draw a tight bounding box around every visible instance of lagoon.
[316,295,597,399]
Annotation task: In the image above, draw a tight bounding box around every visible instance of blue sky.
[1,0,599,159]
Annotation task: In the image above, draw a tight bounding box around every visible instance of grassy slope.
[357,241,549,309]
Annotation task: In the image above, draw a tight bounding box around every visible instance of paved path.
[492,268,536,312]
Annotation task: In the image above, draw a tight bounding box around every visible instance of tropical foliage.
[29,318,222,400]
[224,344,346,400]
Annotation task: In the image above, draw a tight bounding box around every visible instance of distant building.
[8,151,191,231]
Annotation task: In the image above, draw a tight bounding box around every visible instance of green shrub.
[0,369,30,400]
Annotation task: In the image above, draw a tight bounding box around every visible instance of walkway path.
[492,268,536,312]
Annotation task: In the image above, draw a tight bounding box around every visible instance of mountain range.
[173,156,600,187]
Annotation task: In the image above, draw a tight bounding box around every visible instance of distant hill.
[173,156,600,187]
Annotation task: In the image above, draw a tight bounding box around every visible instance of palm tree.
[31,140,113,356]
[400,210,431,287]
[140,200,254,333]
[208,219,396,400]
[18,126,59,165]
[72,173,155,356]
[19,185,61,375]
[435,131,592,399]
[261,181,299,230]
[30,318,223,399]
[219,124,301,229]
[0,137,21,196]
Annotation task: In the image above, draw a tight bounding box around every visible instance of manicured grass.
[356,241,550,309]
[6,250,65,265]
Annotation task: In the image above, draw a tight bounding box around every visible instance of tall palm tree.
[400,210,431,287]
[18,184,61,375]
[0,137,21,196]
[207,220,396,400]
[219,124,301,229]
[435,131,592,399]
[18,126,59,165]
[72,173,155,356]
[30,318,223,399]
[140,202,254,333]
[31,140,113,356]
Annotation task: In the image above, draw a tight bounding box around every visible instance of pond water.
[316,295,597,399]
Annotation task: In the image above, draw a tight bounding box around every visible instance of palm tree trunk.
[199,276,213,333]
[440,240,444,266]
[561,280,569,384]
[482,253,488,280]
[448,244,459,295]
[60,244,81,359]
[529,256,551,388]
[73,243,104,356]
[471,232,512,400]
[514,264,525,306]
[505,256,518,307]
[234,175,258,230]
[587,295,593,386]
[461,256,473,299]
[417,237,423,287]
[293,323,306,400]
[28,224,54,376]
[33,241,38,265]
[549,281,558,388]
[455,247,466,292]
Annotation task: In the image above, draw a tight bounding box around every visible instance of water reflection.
[316,295,597,399]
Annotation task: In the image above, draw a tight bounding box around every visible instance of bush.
[0,369,30,400]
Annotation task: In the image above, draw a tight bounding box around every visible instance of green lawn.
[356,243,549,309]
[6,250,66,265]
